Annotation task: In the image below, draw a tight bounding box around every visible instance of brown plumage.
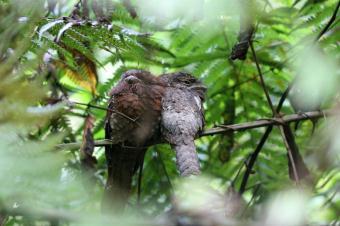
[103,70,166,212]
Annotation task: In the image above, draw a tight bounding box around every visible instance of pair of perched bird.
[103,70,206,211]
[102,69,311,212]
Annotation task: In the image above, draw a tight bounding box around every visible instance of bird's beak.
[125,75,141,84]
[189,84,207,92]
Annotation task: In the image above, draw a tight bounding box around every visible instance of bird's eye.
[184,81,191,85]
[121,74,128,80]
[125,75,141,84]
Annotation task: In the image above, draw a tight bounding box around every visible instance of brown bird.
[103,69,166,212]
[160,72,206,176]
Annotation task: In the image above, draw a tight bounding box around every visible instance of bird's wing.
[102,96,146,213]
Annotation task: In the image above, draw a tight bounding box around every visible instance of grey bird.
[160,72,206,176]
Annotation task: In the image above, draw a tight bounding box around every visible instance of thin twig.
[315,0,340,41]
[239,126,272,194]
[249,42,275,114]
[278,126,300,182]
[241,183,261,217]
[156,148,173,191]
[209,109,333,134]
[56,139,112,149]
[239,83,300,194]
[230,158,247,187]
[69,101,139,124]
[277,85,291,111]
[231,64,258,186]
[249,39,305,184]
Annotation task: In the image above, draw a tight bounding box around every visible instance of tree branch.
[278,125,300,182]
[56,109,335,149]
[238,3,340,186]
[239,126,272,194]
[248,39,309,185]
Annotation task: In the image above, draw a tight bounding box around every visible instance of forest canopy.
[0,0,339,225]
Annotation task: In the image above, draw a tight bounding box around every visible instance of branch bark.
[247,39,309,185]
[56,109,334,149]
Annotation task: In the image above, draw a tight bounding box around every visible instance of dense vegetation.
[0,0,339,225]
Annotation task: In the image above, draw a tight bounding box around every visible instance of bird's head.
[120,69,144,85]
[109,70,165,96]
[161,72,207,100]
[122,69,167,85]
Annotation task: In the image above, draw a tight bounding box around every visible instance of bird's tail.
[173,141,200,176]
[102,144,145,213]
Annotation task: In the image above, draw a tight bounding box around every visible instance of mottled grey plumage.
[160,72,206,176]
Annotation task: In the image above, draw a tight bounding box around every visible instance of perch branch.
[56,109,335,149]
